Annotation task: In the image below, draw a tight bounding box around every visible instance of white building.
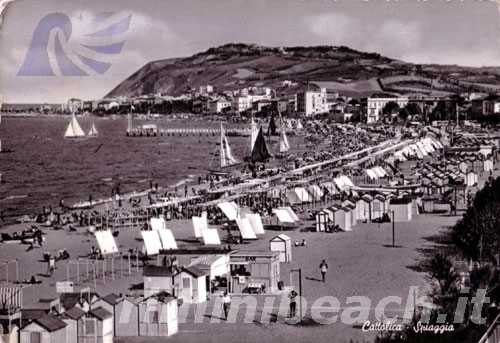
[366,96,409,123]
[208,99,231,113]
[297,89,328,116]
[199,85,214,95]
[232,94,272,113]
[232,96,252,113]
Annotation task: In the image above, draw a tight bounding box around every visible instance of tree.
[398,107,410,122]
[405,103,422,117]
[451,177,500,263]
[382,101,400,116]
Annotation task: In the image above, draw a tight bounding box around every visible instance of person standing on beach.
[184,184,188,197]
[319,259,328,282]
[222,291,231,320]
[288,289,298,318]
[47,255,56,276]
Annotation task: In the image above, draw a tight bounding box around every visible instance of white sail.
[127,112,133,132]
[279,127,290,153]
[250,117,258,151]
[64,114,86,138]
[88,122,98,137]
[220,123,238,168]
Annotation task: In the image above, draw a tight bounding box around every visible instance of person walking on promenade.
[47,254,56,276]
[288,289,298,318]
[319,259,328,282]
[222,291,231,320]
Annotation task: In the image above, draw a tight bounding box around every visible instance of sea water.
[0,116,258,218]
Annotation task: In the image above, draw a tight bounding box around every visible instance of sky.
[1,0,500,103]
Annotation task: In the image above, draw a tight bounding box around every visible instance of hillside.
[106,43,500,98]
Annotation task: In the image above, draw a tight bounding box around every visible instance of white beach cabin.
[389,198,413,222]
[138,292,178,337]
[20,314,67,343]
[173,266,208,304]
[269,234,292,263]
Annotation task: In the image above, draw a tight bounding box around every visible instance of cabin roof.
[178,265,207,278]
[29,315,67,332]
[61,307,86,320]
[60,292,99,310]
[100,293,121,305]
[88,307,112,321]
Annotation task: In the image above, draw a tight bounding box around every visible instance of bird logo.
[18,12,132,76]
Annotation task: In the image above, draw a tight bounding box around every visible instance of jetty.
[126,126,254,137]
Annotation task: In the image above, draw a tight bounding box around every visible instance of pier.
[126,127,253,137]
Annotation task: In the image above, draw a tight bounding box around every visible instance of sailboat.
[64,113,86,139]
[250,127,271,163]
[209,123,240,174]
[279,124,290,153]
[87,121,98,137]
[250,117,258,152]
[220,123,239,168]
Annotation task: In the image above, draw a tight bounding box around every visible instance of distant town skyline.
[1,0,500,103]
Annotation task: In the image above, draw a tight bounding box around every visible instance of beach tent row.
[394,137,442,161]
[142,217,178,255]
[94,230,119,255]
[333,175,354,192]
[192,213,221,245]
[286,185,327,204]
[365,166,389,180]
[215,201,266,240]
[272,206,300,224]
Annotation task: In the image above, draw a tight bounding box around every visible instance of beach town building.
[199,85,214,96]
[296,88,328,116]
[232,95,252,113]
[229,251,280,293]
[366,95,409,123]
[471,94,500,116]
[66,98,83,113]
[208,98,231,113]
[96,100,120,112]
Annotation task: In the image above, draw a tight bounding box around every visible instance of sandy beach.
[0,199,469,343]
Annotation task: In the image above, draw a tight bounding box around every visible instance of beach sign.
[56,281,74,293]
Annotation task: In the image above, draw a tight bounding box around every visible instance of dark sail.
[251,127,271,162]
[267,115,277,136]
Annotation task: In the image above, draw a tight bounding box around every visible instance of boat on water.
[208,123,240,175]
[250,117,258,152]
[87,121,98,137]
[64,113,87,139]
[250,126,272,163]
[279,123,290,153]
